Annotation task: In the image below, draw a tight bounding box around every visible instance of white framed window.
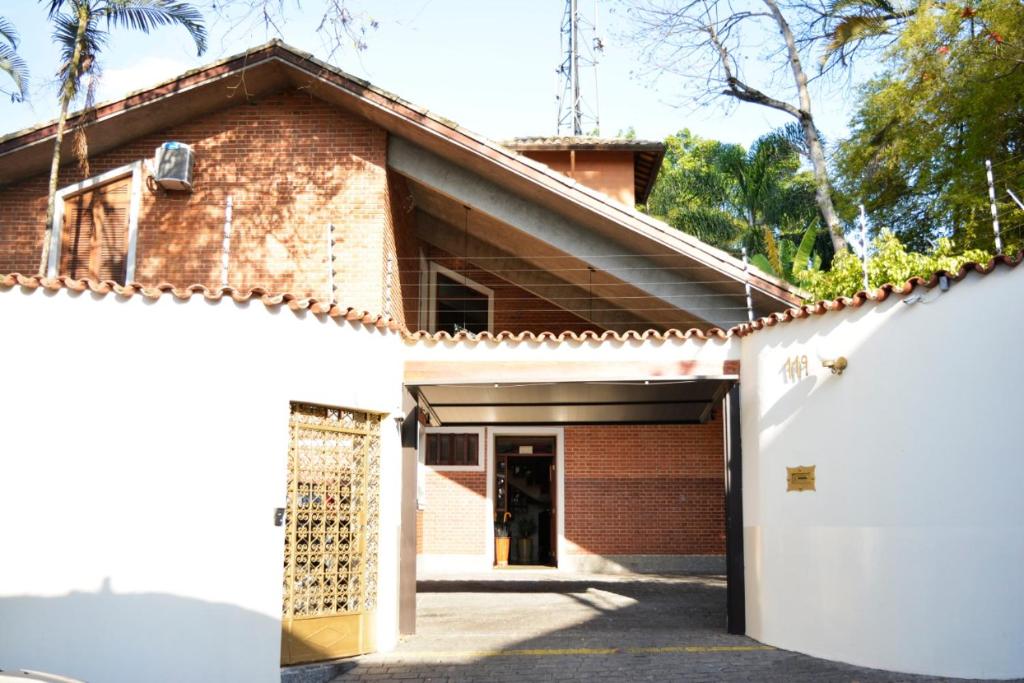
[427,261,494,334]
[421,426,486,472]
[46,161,143,283]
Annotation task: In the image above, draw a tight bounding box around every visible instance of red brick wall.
[564,418,725,556]
[0,90,389,313]
[386,171,418,328]
[522,150,636,206]
[417,420,725,560]
[0,178,47,276]
[418,468,487,556]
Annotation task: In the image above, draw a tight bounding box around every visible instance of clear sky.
[0,0,863,148]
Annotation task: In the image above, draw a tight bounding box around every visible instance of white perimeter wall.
[0,286,405,683]
[740,267,1024,679]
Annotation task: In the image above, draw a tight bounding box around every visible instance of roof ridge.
[0,41,285,148]
[729,251,1024,338]
[0,273,403,330]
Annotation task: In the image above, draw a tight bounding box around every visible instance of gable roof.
[0,40,803,312]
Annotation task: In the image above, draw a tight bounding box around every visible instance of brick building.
[0,41,803,681]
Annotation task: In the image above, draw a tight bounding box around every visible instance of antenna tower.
[556,0,603,136]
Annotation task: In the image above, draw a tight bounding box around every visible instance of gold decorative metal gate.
[281,402,382,666]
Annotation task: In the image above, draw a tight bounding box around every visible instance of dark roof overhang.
[410,378,734,426]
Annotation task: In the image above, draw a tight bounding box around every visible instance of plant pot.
[517,538,532,565]
[495,537,510,567]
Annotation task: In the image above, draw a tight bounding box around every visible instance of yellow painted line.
[389,644,775,659]
[626,645,775,654]
[393,647,618,658]
[479,647,620,657]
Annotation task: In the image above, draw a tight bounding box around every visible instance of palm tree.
[648,127,829,283]
[819,0,916,69]
[0,17,29,102]
[37,0,207,277]
[647,131,747,247]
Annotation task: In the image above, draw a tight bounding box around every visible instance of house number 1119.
[783,355,810,383]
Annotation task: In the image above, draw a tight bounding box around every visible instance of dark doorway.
[494,436,556,566]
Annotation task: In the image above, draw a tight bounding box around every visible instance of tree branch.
[762,0,812,113]
[706,18,801,118]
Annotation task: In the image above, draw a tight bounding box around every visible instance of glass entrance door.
[494,436,556,566]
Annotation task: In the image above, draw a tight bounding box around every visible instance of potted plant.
[494,512,512,567]
[516,517,537,565]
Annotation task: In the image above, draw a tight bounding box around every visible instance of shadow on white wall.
[0,579,281,683]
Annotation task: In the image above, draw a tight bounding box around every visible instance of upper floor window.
[428,261,493,334]
[47,162,142,284]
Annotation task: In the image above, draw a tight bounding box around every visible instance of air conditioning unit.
[153,141,195,191]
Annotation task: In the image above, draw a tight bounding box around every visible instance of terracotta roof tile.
[403,252,1023,344]
[401,327,731,343]
[729,251,1024,338]
[5,252,1020,345]
[0,273,403,331]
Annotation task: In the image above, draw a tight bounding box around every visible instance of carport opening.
[406,379,745,636]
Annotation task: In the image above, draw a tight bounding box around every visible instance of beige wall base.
[560,554,725,575]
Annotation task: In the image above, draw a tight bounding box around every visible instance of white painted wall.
[740,267,1024,679]
[0,286,405,683]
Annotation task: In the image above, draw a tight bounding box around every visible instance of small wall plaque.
[787,466,816,492]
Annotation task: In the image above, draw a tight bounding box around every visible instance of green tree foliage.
[835,0,1024,253]
[628,0,850,252]
[646,128,833,281]
[816,0,916,70]
[0,17,28,102]
[750,223,823,282]
[796,229,991,300]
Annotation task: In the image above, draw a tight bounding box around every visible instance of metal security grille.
[281,402,382,665]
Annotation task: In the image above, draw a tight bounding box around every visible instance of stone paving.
[327,571,992,683]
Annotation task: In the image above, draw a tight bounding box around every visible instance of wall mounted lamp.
[821,357,848,375]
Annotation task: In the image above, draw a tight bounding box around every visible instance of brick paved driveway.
[327,572,980,682]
